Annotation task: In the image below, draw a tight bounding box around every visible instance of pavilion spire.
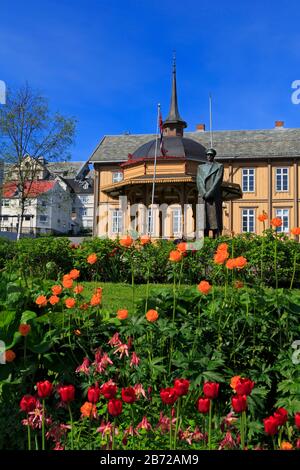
[163,53,187,135]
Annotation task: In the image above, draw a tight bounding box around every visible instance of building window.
[24,215,31,221]
[242,169,255,192]
[112,209,122,234]
[147,208,155,234]
[242,209,255,233]
[2,216,8,221]
[275,209,289,232]
[172,208,182,236]
[276,168,289,191]
[39,215,48,223]
[112,171,123,183]
[41,200,47,207]
[1,199,9,207]
[79,208,87,217]
[80,196,89,203]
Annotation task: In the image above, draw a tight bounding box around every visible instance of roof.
[47,161,93,178]
[130,136,206,161]
[3,180,56,198]
[64,178,94,194]
[89,128,300,163]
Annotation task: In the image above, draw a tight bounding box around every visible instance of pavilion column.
[294,160,298,234]
[229,163,233,233]
[180,185,186,238]
[268,160,273,223]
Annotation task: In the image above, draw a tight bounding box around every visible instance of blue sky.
[1,0,300,160]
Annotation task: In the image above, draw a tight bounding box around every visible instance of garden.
[0,215,300,451]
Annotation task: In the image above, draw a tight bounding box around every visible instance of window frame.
[275,168,289,192]
[242,168,255,193]
[172,207,182,236]
[112,171,123,184]
[241,208,255,233]
[111,208,123,234]
[275,208,289,233]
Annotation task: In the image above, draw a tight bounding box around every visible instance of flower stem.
[68,403,74,450]
[208,400,212,450]
[174,398,181,450]
[42,399,45,450]
[290,250,297,290]
[169,408,173,450]
[27,423,31,450]
[274,235,278,290]
[131,407,135,450]
[240,411,246,449]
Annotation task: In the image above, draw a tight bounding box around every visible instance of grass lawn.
[81,282,176,315]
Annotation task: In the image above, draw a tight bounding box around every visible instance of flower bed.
[0,222,300,450]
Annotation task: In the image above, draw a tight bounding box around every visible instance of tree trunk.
[17,199,25,240]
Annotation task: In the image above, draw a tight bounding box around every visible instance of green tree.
[0,83,76,238]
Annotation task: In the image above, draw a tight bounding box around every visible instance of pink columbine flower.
[108,332,122,347]
[22,401,52,430]
[218,431,237,450]
[192,426,206,442]
[93,350,113,374]
[134,383,147,399]
[113,343,129,359]
[136,416,152,432]
[130,352,140,368]
[178,427,194,445]
[75,357,90,375]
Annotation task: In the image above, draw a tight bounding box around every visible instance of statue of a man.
[196,148,224,238]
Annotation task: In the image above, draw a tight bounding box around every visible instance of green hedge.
[1,230,300,287]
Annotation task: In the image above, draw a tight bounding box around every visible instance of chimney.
[275,120,284,129]
[196,123,206,131]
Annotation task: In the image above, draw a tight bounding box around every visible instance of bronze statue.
[196,148,224,238]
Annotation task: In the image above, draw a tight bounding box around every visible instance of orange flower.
[217,243,229,252]
[51,284,62,296]
[90,294,101,307]
[94,287,103,296]
[280,441,293,450]
[18,324,31,336]
[169,250,182,262]
[271,217,282,228]
[234,280,244,289]
[146,309,159,322]
[120,235,134,247]
[177,242,187,253]
[69,269,80,280]
[117,309,128,320]
[258,212,268,222]
[226,259,236,270]
[230,375,241,390]
[80,401,97,418]
[80,303,89,310]
[36,295,47,307]
[49,295,60,305]
[65,298,76,309]
[140,235,151,245]
[74,329,81,336]
[291,227,300,236]
[197,280,212,295]
[214,251,229,265]
[5,350,16,362]
[87,253,97,265]
[235,256,247,269]
[74,285,84,294]
[62,275,73,289]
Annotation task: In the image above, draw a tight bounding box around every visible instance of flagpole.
[149,103,160,235]
[209,93,213,147]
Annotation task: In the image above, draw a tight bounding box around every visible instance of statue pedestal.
[196,201,205,240]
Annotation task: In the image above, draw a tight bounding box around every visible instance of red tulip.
[20,395,37,413]
[203,382,219,399]
[273,408,288,426]
[231,395,247,413]
[174,379,190,397]
[101,382,117,399]
[197,397,210,414]
[160,387,178,405]
[58,385,75,403]
[295,412,300,430]
[36,380,53,399]
[235,378,255,396]
[87,385,101,404]
[108,398,123,416]
[121,387,136,404]
[264,416,279,435]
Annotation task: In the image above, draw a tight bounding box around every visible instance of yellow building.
[90,68,300,239]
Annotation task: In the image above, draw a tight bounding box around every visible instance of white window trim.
[111,208,123,234]
[242,168,255,193]
[112,171,123,184]
[172,207,182,236]
[275,168,289,192]
[146,208,155,235]
[275,208,289,233]
[241,208,255,233]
